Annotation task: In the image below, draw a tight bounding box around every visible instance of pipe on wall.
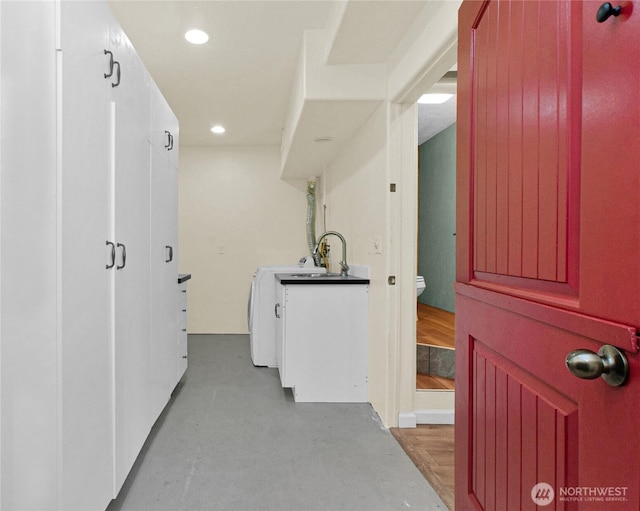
[306,179,322,266]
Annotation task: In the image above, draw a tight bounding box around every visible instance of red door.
[455,1,640,510]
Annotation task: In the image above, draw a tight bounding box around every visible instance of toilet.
[416,276,426,297]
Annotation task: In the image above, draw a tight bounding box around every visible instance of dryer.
[248,259,324,367]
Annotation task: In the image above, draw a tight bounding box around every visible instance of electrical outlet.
[368,236,382,254]
[373,235,382,254]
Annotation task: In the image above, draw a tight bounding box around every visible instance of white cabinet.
[58,2,115,509]
[0,2,180,509]
[112,87,153,493]
[177,276,190,380]
[0,2,61,509]
[275,281,369,403]
[150,80,180,169]
[108,22,156,490]
[150,83,180,420]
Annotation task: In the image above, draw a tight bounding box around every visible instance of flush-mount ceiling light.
[417,93,454,104]
[185,29,209,45]
[211,125,226,134]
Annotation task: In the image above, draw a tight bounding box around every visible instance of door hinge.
[390,183,397,192]
[388,276,396,285]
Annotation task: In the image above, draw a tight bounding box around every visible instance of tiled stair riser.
[416,345,455,379]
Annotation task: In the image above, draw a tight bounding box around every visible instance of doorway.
[415,71,457,392]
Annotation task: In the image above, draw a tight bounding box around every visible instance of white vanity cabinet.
[275,276,369,403]
[0,2,180,509]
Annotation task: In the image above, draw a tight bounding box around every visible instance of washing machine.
[248,258,324,367]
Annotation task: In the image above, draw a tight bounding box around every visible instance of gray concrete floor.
[107,334,447,511]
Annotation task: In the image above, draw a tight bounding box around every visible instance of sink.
[276,271,370,285]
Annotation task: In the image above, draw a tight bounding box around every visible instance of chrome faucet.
[313,231,349,277]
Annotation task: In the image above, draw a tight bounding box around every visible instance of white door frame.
[388,32,458,427]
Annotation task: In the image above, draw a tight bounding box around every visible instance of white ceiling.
[108,0,455,148]
[325,1,427,65]
[109,0,333,146]
[418,96,456,145]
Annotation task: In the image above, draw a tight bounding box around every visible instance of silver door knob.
[565,345,629,387]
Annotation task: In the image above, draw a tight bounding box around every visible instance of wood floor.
[405,304,455,508]
[391,424,455,510]
[416,303,455,390]
[416,303,455,349]
[416,373,455,390]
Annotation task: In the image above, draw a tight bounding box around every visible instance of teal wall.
[418,123,456,313]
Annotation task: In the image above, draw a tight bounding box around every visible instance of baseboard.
[415,409,455,425]
[398,412,417,428]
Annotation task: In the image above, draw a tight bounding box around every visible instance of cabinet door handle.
[111,61,121,88]
[106,240,116,269]
[104,50,114,79]
[274,303,281,318]
[116,242,126,270]
[165,131,174,150]
[166,245,173,263]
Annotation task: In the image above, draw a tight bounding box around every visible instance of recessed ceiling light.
[211,125,226,134]
[417,93,454,105]
[185,29,209,45]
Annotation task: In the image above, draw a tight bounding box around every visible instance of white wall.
[388,1,459,423]
[387,0,460,103]
[320,103,390,420]
[320,1,460,426]
[179,146,309,333]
